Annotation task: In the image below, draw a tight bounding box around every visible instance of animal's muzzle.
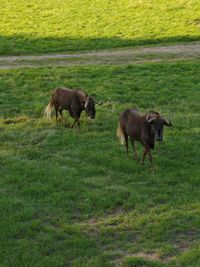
[90,115,95,119]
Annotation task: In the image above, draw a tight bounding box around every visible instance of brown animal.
[117,108,172,165]
[44,88,98,129]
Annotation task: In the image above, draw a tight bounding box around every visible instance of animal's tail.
[44,98,54,119]
[116,122,125,145]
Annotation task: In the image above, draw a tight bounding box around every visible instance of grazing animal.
[117,108,172,165]
[44,88,98,129]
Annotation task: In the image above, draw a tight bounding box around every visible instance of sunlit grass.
[0,0,200,55]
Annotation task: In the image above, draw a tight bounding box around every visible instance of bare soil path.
[0,41,200,69]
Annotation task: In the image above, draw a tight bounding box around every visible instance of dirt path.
[0,41,200,69]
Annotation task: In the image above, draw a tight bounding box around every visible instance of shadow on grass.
[0,34,200,56]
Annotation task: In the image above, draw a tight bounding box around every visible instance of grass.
[0,0,200,55]
[0,60,200,266]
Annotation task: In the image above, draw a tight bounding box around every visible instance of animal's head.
[145,111,172,141]
[84,97,96,119]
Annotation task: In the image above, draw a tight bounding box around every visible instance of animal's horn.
[146,112,157,123]
[161,117,172,126]
[147,117,156,123]
[145,112,150,121]
[84,97,89,108]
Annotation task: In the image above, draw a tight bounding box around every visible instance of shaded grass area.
[0,62,200,266]
[1,0,200,55]
[1,35,200,56]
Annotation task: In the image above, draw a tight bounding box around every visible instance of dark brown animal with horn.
[44,88,100,129]
[117,108,172,165]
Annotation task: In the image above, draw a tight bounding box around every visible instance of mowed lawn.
[0,0,200,55]
[0,61,200,267]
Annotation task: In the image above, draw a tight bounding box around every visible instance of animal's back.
[120,108,142,140]
[119,108,139,125]
[76,89,87,103]
[52,88,72,104]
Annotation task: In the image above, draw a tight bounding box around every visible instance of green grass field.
[1,61,200,266]
[1,0,200,55]
[1,1,200,266]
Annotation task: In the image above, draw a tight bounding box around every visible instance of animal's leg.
[70,110,81,129]
[58,107,64,123]
[70,117,80,129]
[55,106,59,124]
[71,119,77,128]
[124,133,129,158]
[70,119,80,130]
[140,148,147,165]
[131,139,137,160]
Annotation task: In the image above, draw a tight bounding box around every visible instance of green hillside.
[0,0,200,55]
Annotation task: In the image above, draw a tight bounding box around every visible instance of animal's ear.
[162,117,172,127]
